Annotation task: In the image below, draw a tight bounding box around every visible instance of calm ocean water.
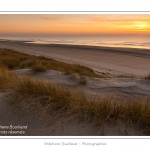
[1,35,150,50]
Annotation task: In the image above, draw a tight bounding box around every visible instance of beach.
[0,40,150,136]
[0,40,150,77]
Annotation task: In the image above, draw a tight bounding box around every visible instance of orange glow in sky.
[0,14,150,35]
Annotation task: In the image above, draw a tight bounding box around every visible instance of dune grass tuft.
[145,74,150,79]
[31,60,48,72]
[79,76,87,85]
[0,67,18,91]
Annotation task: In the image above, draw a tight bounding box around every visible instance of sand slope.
[0,69,149,136]
[0,91,142,136]
[15,69,150,99]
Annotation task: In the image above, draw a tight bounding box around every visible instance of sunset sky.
[0,14,150,35]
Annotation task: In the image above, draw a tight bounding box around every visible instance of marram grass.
[0,67,150,135]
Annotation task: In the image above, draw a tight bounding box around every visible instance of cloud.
[40,15,64,21]
[86,14,150,23]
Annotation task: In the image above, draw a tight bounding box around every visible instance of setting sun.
[134,22,149,30]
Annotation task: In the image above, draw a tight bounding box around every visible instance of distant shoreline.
[1,38,150,52]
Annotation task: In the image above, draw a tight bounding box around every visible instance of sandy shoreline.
[0,44,150,136]
[0,40,150,76]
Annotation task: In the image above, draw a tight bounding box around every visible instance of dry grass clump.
[0,48,99,77]
[79,76,87,85]
[31,60,47,72]
[0,49,28,69]
[6,77,80,118]
[144,74,150,79]
[69,74,88,85]
[0,67,18,91]
[1,67,150,135]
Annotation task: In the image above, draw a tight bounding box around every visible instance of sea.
[1,34,150,50]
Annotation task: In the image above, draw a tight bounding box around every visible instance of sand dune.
[1,69,147,136]
[15,69,150,99]
[0,91,139,136]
